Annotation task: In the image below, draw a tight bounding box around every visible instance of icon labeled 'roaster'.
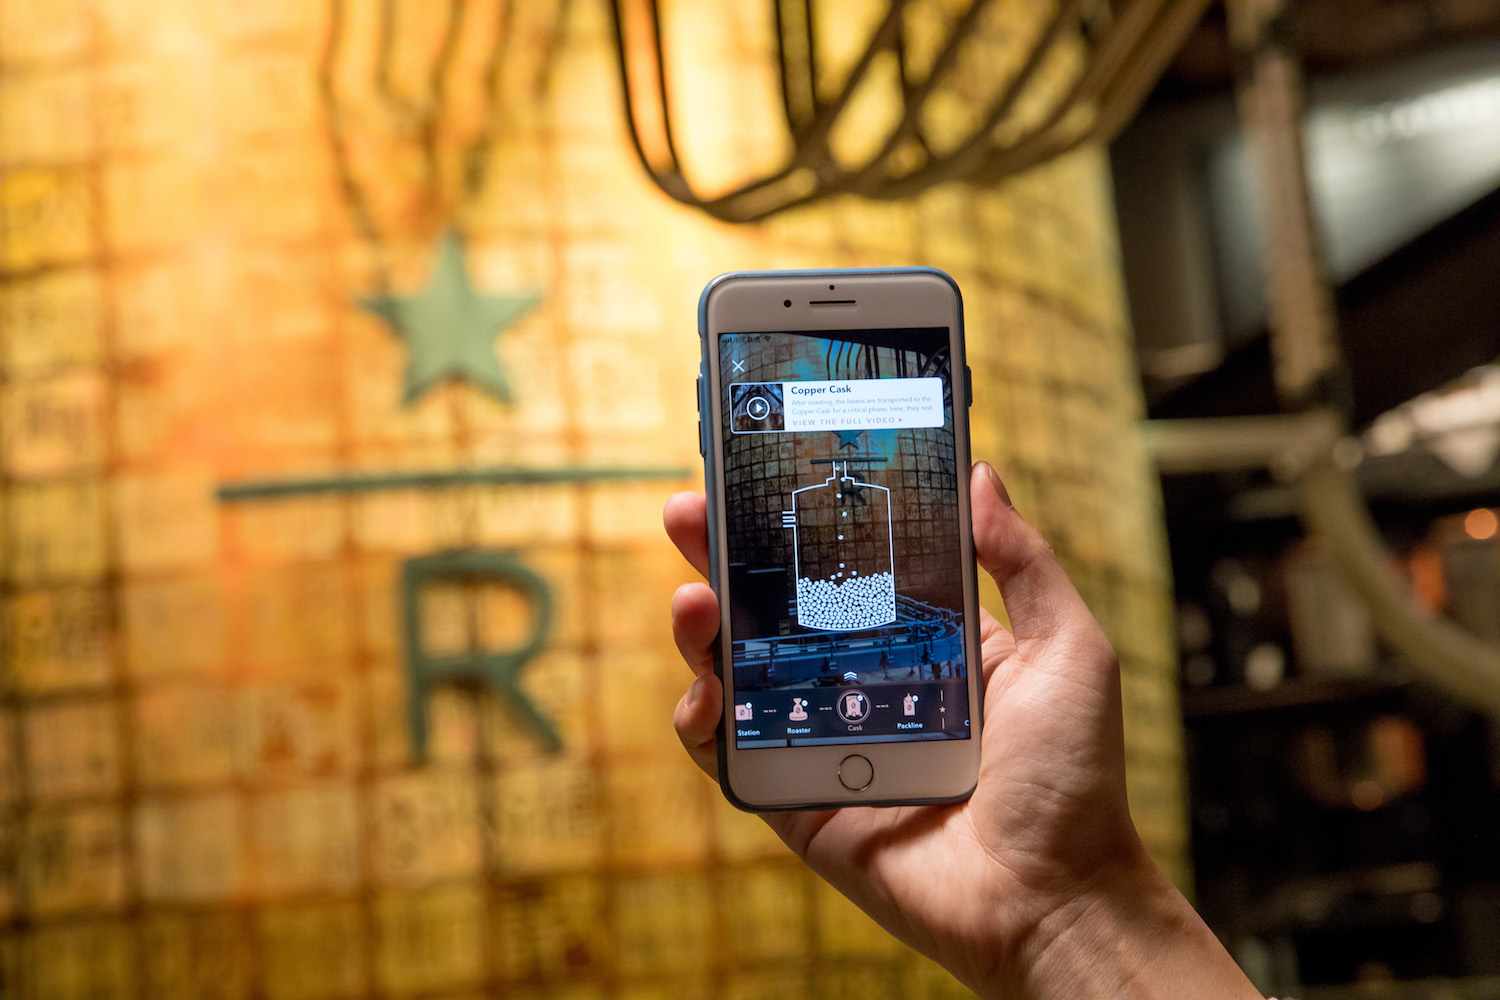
[789,698,808,721]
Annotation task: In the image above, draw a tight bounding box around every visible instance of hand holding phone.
[663,469,1264,1000]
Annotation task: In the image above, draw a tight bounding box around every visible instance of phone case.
[698,267,983,812]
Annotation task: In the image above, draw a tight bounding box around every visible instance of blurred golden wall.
[0,0,1185,996]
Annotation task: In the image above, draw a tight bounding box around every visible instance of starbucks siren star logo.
[217,229,690,759]
[359,231,540,405]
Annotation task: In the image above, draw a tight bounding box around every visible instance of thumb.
[970,461,1111,661]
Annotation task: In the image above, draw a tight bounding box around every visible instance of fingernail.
[975,460,1013,509]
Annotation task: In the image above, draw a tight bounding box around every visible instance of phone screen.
[717,327,973,749]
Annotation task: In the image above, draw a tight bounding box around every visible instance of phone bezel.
[701,269,983,811]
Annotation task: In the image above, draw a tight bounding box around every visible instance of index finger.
[664,491,710,577]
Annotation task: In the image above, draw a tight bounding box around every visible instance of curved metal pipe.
[1226,0,1500,718]
[1299,457,1500,716]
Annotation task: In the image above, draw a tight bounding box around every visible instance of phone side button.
[696,376,701,413]
[964,365,973,407]
[697,418,705,456]
[837,754,873,792]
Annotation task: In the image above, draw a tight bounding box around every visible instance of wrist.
[994,842,1262,1000]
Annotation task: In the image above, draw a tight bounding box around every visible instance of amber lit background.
[0,0,1183,996]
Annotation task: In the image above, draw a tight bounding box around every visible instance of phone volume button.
[697,418,705,456]
[696,376,701,413]
[964,365,973,407]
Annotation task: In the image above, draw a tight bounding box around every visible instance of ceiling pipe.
[1165,0,1500,715]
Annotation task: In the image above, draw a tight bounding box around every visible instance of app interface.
[718,328,971,749]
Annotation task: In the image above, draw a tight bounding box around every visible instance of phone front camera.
[783,299,791,307]
[829,284,835,290]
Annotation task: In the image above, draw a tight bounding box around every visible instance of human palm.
[664,465,1146,995]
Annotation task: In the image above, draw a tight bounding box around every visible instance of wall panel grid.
[0,0,1179,995]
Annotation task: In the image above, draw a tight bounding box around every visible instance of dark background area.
[1110,2,1500,993]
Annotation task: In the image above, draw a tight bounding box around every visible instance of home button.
[837,754,873,792]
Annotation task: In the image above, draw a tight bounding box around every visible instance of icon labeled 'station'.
[735,703,754,721]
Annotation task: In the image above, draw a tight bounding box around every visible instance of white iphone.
[697,268,983,810]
